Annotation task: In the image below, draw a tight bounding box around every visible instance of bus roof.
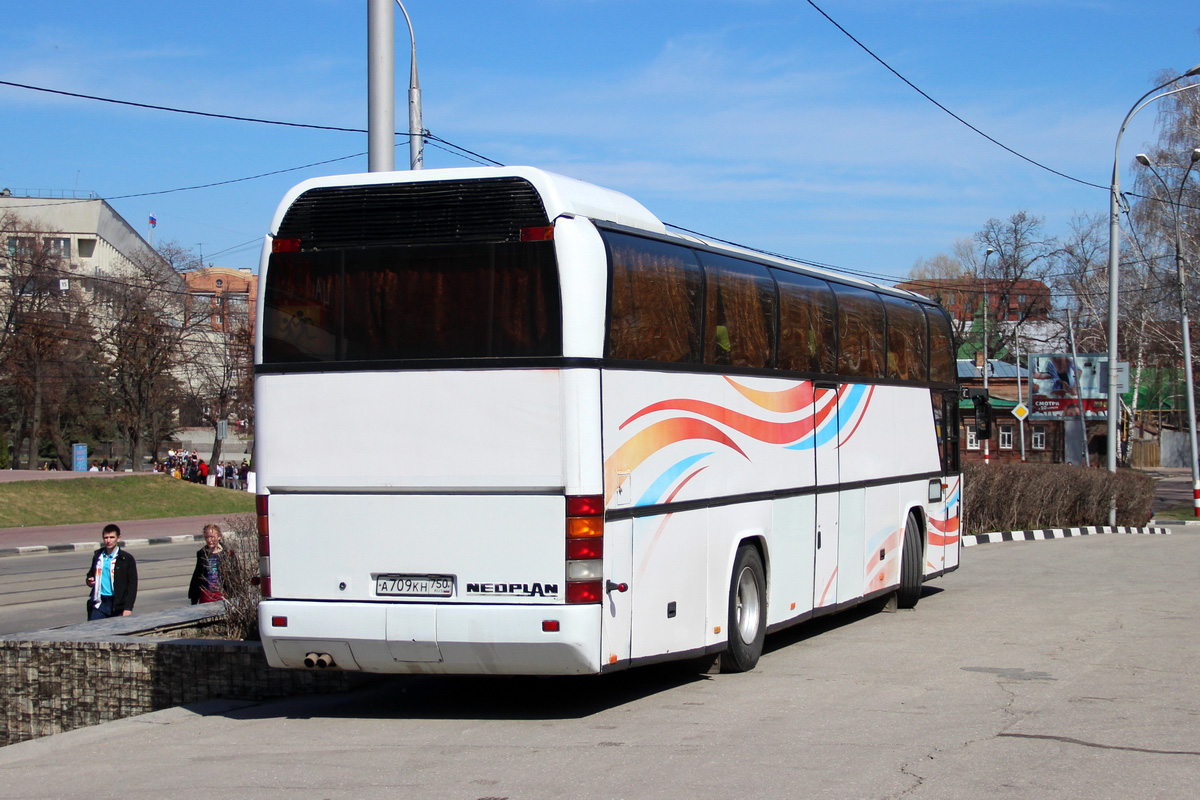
[269,166,666,237]
[268,165,932,307]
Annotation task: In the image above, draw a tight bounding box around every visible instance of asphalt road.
[0,542,196,634]
[0,530,1196,799]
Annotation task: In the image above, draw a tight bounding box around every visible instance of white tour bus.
[254,166,962,676]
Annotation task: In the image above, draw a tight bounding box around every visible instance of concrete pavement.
[0,529,1196,798]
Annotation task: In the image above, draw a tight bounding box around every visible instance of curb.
[963,526,1172,546]
[0,534,205,558]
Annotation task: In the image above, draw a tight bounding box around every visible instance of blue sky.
[2,1,1198,281]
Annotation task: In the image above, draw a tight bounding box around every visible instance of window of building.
[7,237,35,258]
[1032,425,1046,450]
[999,425,1013,450]
[966,424,979,450]
[45,238,71,259]
[77,238,97,258]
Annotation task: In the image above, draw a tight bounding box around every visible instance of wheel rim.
[734,565,761,644]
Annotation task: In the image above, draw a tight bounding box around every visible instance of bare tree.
[898,244,975,345]
[96,249,189,470]
[0,213,94,467]
[179,279,254,470]
[968,211,1059,360]
[1124,69,1200,437]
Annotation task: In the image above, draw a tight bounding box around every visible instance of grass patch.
[0,476,254,528]
[1151,503,1198,521]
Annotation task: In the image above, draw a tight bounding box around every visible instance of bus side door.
[814,382,840,609]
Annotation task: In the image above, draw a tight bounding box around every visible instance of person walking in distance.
[85,524,138,620]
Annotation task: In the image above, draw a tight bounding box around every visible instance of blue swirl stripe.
[636,452,713,507]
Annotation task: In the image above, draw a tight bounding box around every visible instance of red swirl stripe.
[620,399,815,444]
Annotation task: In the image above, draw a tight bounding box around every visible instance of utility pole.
[367,0,395,172]
[367,1,423,172]
[1015,329,1026,462]
[981,248,994,465]
[1067,308,1090,468]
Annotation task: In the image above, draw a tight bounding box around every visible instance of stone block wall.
[0,607,367,747]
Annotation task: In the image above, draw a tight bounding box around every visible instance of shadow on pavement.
[203,584,946,725]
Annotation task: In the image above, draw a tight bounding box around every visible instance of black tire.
[897,512,924,609]
[720,545,767,673]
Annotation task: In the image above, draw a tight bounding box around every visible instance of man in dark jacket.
[84,524,138,620]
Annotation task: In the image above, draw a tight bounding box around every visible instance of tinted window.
[262,241,561,364]
[698,253,776,368]
[261,250,342,362]
[605,233,703,362]
[883,296,929,382]
[834,285,886,379]
[774,270,837,374]
[926,306,956,384]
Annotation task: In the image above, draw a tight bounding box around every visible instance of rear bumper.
[259,600,603,675]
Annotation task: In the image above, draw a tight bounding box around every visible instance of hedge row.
[962,463,1155,535]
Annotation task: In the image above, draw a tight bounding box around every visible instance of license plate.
[375,574,454,597]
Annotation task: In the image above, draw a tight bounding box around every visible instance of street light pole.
[981,247,994,465]
[396,0,424,170]
[1136,148,1200,515]
[1105,65,1200,526]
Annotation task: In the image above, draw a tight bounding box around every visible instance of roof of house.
[957,358,1030,380]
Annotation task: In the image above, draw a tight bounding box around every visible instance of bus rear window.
[263,241,562,364]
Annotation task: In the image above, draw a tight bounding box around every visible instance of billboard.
[1028,354,1110,421]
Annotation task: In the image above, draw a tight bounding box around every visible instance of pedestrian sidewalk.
[0,516,222,557]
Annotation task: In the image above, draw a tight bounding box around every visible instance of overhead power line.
[801,0,1108,191]
[0,79,504,166]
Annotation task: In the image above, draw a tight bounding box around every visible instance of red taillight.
[271,615,287,628]
[542,620,560,632]
[566,495,604,604]
[567,495,603,516]
[256,494,271,598]
[567,538,603,560]
[272,237,301,253]
[520,225,554,242]
[566,581,603,604]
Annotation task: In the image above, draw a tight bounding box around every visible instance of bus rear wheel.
[720,545,767,673]
[897,513,924,609]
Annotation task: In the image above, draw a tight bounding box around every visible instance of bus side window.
[604,233,703,363]
[883,296,929,383]
[774,270,837,375]
[697,252,776,369]
[925,306,955,384]
[833,285,885,380]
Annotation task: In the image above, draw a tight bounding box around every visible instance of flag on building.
[149,213,157,228]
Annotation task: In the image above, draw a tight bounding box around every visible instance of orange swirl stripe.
[725,378,815,413]
[620,399,815,444]
[604,417,747,505]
